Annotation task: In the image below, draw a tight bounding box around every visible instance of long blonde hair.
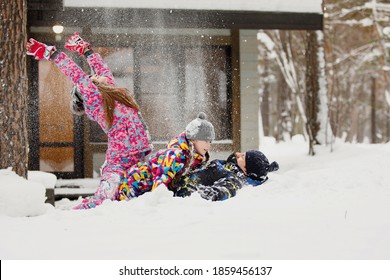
[95,82,140,129]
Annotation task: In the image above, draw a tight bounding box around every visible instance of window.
[38,61,75,172]
[184,47,232,140]
[89,44,232,144]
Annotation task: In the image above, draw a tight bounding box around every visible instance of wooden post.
[231,29,241,152]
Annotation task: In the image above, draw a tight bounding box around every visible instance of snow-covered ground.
[1,136,390,261]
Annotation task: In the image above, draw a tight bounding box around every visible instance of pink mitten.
[64,32,91,56]
[26,38,57,60]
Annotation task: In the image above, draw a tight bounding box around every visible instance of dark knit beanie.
[185,112,215,142]
[69,85,85,116]
[245,150,279,180]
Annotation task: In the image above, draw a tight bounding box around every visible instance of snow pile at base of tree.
[27,170,57,190]
[0,168,50,217]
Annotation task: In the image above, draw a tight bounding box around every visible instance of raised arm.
[65,32,115,85]
[85,53,115,85]
[52,53,109,129]
[26,38,107,130]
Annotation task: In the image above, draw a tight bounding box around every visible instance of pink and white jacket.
[52,52,153,208]
[53,52,152,162]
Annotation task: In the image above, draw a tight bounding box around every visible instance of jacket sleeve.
[170,169,201,198]
[198,166,268,201]
[172,162,246,201]
[151,149,187,190]
[86,53,115,86]
[173,172,244,201]
[196,173,245,201]
[52,52,107,130]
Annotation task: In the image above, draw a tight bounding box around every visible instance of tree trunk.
[305,30,321,155]
[0,0,29,178]
[371,76,377,143]
[277,70,292,142]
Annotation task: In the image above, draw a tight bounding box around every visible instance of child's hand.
[64,32,91,56]
[26,38,57,60]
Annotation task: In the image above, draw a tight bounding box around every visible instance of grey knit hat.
[185,112,215,141]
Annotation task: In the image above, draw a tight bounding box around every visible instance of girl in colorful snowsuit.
[170,150,279,201]
[26,33,153,209]
[118,112,215,200]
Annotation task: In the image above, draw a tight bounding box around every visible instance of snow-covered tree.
[258,0,390,147]
[324,0,390,143]
[258,29,331,155]
[257,30,307,142]
[0,0,29,177]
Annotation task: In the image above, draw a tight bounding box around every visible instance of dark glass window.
[89,45,231,143]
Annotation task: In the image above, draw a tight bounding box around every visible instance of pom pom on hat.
[269,161,279,172]
[185,112,215,141]
[245,150,279,180]
[197,112,207,119]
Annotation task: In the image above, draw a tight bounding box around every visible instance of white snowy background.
[1,135,389,260]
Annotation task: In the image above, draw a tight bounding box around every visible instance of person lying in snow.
[168,150,279,201]
[26,33,153,209]
[117,112,215,201]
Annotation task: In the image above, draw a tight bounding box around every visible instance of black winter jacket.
[170,159,268,201]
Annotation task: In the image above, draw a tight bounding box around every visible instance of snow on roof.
[63,0,323,14]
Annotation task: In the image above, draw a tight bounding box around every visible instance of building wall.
[239,30,260,152]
